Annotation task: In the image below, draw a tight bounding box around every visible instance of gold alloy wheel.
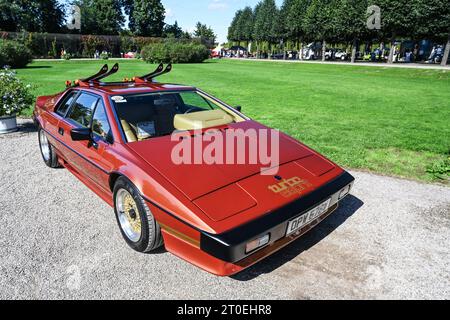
[116,189,142,242]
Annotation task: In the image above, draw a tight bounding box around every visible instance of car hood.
[127,121,322,201]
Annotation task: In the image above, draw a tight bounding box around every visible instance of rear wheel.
[38,128,60,168]
[113,177,163,253]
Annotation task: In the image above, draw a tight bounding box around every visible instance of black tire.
[113,177,163,253]
[38,127,60,168]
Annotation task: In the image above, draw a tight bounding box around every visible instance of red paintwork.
[34,80,346,276]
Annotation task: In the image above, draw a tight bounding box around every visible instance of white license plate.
[286,199,332,236]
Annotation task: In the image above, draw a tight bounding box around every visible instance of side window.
[56,91,77,117]
[67,93,99,128]
[92,100,112,142]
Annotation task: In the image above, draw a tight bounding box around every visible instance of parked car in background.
[324,49,348,61]
[300,47,315,60]
[124,52,137,59]
[270,53,285,60]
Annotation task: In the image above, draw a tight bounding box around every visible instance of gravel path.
[1,120,449,300]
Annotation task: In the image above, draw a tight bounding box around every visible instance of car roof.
[83,82,196,95]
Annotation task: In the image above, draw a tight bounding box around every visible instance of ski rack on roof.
[66,63,172,88]
[134,63,172,83]
[138,63,164,80]
[72,63,119,87]
[80,64,109,83]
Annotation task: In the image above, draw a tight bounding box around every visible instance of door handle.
[58,127,64,135]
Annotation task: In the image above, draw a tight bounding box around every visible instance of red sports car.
[33,63,354,276]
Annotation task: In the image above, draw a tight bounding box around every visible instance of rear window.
[56,91,78,117]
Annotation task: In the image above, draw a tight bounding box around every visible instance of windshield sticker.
[112,96,127,103]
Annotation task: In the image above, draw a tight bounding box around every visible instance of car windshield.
[112,90,236,142]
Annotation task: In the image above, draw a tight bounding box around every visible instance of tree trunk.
[351,38,357,63]
[441,34,450,66]
[388,38,395,64]
[322,40,326,62]
[299,41,303,60]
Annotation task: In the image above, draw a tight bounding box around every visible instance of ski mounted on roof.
[135,63,172,83]
[67,63,173,88]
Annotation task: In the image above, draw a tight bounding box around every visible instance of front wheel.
[38,128,60,168]
[113,177,163,253]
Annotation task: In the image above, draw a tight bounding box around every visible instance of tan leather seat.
[121,120,137,142]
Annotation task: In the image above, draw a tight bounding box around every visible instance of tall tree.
[279,0,296,42]
[414,0,450,65]
[237,7,254,45]
[129,0,165,37]
[286,0,312,59]
[228,9,243,42]
[0,0,65,33]
[39,0,66,33]
[163,21,183,38]
[0,0,22,31]
[367,0,418,63]
[194,22,217,46]
[76,0,124,35]
[334,0,368,62]
[253,0,278,54]
[303,0,337,61]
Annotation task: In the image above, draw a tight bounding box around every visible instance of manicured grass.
[16,59,450,182]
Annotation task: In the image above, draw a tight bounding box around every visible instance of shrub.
[0,67,34,117]
[141,42,210,63]
[426,157,450,180]
[61,52,72,60]
[0,40,33,68]
[100,52,109,60]
[81,35,106,58]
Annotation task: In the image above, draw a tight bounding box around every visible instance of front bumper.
[199,171,355,264]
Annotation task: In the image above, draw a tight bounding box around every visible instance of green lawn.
[16,59,450,182]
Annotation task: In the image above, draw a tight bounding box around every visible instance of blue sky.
[62,0,283,44]
[162,0,282,43]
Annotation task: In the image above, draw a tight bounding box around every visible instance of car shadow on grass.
[231,194,364,281]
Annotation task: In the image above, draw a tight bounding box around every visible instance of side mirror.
[71,127,92,141]
[235,105,242,112]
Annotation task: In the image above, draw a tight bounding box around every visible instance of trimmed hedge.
[0,40,33,68]
[1,31,213,59]
[141,42,210,63]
